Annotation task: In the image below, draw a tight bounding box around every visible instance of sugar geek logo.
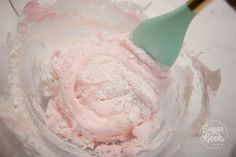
[200,120,228,149]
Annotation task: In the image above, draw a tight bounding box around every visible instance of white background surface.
[0,0,236,157]
[174,1,236,157]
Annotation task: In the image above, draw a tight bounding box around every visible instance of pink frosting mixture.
[44,37,171,156]
[22,0,172,156]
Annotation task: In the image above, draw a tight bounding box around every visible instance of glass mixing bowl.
[0,0,224,157]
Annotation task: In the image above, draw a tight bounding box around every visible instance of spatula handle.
[187,0,212,13]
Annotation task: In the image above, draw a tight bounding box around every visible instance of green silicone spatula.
[132,0,212,67]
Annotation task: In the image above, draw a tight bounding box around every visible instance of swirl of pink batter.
[44,37,171,155]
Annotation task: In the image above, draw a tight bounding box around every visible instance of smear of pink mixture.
[23,0,56,22]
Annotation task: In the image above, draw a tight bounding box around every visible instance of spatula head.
[132,4,195,67]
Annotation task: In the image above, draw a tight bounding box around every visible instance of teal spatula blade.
[132,0,210,67]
